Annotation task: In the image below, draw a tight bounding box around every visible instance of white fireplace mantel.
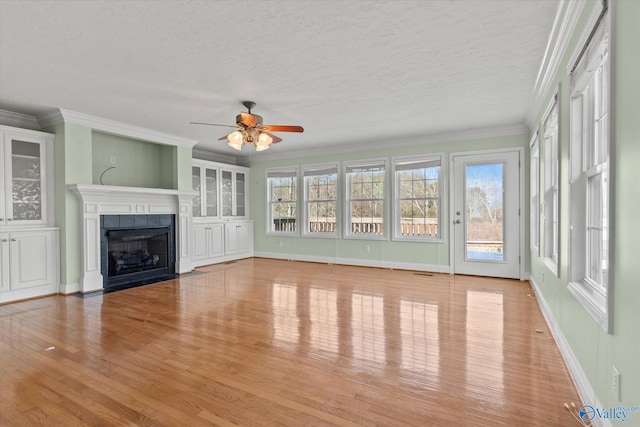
[69,184,196,293]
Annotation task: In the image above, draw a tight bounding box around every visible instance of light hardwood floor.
[0,258,582,426]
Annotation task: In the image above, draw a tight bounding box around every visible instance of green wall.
[529,0,640,411]
[92,132,176,189]
[250,133,528,270]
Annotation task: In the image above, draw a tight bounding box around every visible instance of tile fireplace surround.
[69,184,196,293]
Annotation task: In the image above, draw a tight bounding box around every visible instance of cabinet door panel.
[0,234,9,291]
[224,223,238,254]
[209,224,224,258]
[193,225,209,260]
[9,232,52,290]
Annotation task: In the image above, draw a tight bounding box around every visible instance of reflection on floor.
[0,258,581,426]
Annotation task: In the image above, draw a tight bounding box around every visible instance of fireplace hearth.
[100,214,176,292]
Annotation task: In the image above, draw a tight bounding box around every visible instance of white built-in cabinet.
[191,159,253,267]
[0,125,59,303]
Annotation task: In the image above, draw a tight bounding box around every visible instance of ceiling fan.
[191,101,304,151]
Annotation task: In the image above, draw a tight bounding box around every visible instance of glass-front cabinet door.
[192,161,220,219]
[1,129,52,227]
[205,168,218,217]
[221,170,233,217]
[192,159,248,220]
[221,168,249,218]
[192,166,202,217]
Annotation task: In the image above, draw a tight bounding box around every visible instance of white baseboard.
[0,284,58,304]
[253,251,450,274]
[529,276,610,427]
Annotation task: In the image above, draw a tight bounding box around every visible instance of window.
[542,94,559,274]
[393,156,442,241]
[303,164,338,237]
[568,10,611,332]
[530,132,540,253]
[266,168,298,235]
[344,160,386,239]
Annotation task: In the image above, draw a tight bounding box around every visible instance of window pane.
[268,171,297,233]
[396,163,440,239]
[346,163,385,236]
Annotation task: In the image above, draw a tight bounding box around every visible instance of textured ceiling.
[0,0,558,161]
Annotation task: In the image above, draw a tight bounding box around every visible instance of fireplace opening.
[100,215,176,292]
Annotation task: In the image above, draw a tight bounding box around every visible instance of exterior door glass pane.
[11,140,41,221]
[205,168,217,217]
[465,163,504,261]
[192,166,201,217]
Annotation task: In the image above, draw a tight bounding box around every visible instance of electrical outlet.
[278,240,283,247]
[612,366,621,401]
[110,156,117,166]
[365,244,370,252]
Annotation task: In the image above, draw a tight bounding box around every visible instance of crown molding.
[247,122,529,163]
[0,109,41,130]
[192,148,239,165]
[525,0,586,127]
[38,108,198,148]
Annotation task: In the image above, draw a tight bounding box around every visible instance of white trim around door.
[449,148,525,280]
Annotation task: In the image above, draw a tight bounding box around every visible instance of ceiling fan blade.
[261,125,304,133]
[218,134,230,141]
[190,121,238,129]
[261,131,282,144]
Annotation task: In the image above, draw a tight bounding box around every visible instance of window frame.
[392,154,444,242]
[343,158,388,240]
[567,4,612,333]
[265,167,299,236]
[542,91,560,276]
[530,132,540,254]
[302,163,340,238]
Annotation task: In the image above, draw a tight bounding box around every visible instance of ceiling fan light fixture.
[255,132,273,151]
[227,130,244,150]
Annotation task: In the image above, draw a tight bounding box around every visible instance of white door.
[451,151,521,279]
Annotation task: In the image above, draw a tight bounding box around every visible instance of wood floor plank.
[0,258,582,426]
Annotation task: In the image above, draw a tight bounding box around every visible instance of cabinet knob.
[1,239,7,242]
[11,238,17,241]
[6,218,12,221]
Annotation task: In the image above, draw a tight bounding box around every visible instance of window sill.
[343,234,387,241]
[301,233,339,239]
[567,280,611,333]
[265,231,298,237]
[392,235,443,243]
[543,257,558,277]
